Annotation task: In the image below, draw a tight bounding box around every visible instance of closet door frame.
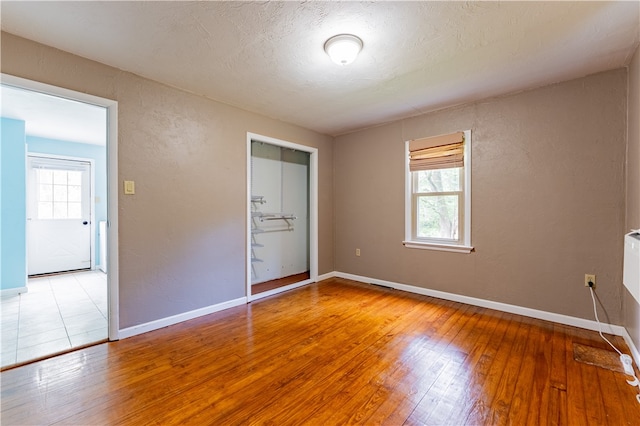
[246,132,318,302]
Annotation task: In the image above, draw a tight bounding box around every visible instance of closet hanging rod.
[261,215,296,222]
[254,212,297,221]
[253,226,294,233]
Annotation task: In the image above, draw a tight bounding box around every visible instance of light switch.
[124,180,135,195]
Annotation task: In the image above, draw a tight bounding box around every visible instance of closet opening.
[246,133,318,301]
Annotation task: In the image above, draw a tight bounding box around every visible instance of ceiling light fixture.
[324,34,363,66]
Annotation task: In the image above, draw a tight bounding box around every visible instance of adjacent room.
[1,1,639,424]
[1,86,109,368]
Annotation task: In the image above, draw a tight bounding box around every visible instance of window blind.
[29,157,90,171]
[408,131,465,172]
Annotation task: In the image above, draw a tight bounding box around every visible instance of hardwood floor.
[1,277,638,425]
[251,271,311,295]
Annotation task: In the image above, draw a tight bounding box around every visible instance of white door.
[27,156,92,275]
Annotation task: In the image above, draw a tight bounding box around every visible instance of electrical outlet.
[584,274,596,288]
[356,248,361,257]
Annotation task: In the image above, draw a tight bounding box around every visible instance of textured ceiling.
[1,1,639,136]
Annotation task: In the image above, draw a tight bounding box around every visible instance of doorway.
[246,133,318,301]
[27,155,93,275]
[1,74,119,368]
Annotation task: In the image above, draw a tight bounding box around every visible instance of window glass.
[67,202,82,218]
[417,194,459,240]
[39,184,53,201]
[53,170,67,185]
[36,169,83,220]
[53,202,67,219]
[416,168,461,193]
[68,185,81,202]
[53,184,68,202]
[39,169,53,184]
[67,171,82,186]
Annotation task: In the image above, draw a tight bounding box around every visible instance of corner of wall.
[331,134,338,273]
[623,43,640,355]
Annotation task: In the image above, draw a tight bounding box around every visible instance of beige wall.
[1,33,334,329]
[335,69,627,323]
[2,30,634,334]
[625,44,640,351]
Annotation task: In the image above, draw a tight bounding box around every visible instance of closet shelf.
[251,257,263,263]
[251,195,266,204]
[251,243,264,248]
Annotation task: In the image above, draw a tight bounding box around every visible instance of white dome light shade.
[324,34,363,65]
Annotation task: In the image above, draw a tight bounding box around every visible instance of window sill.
[402,241,474,254]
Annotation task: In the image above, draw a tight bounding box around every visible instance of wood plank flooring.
[1,277,639,425]
[251,271,311,295]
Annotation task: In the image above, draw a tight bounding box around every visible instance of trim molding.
[333,271,627,337]
[119,297,247,339]
[246,271,336,303]
[250,279,314,301]
[2,73,120,341]
[117,269,640,373]
[0,286,28,298]
[621,327,640,369]
[317,271,336,282]
[403,241,474,253]
[246,132,319,303]
[118,272,337,340]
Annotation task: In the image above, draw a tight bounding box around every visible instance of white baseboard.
[316,271,336,282]
[116,271,640,372]
[119,297,247,339]
[0,286,28,298]
[119,273,335,339]
[620,328,640,369]
[332,271,628,337]
[250,279,314,301]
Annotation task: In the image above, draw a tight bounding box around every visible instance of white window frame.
[403,129,473,253]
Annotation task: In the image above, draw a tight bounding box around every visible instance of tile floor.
[1,270,108,368]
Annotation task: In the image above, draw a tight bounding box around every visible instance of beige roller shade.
[409,132,465,172]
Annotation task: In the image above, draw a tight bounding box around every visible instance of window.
[36,168,84,219]
[29,156,90,221]
[404,130,473,253]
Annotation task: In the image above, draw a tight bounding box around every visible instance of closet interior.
[250,140,310,295]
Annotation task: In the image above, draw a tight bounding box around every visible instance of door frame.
[246,132,318,302]
[27,153,96,273]
[2,73,120,341]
